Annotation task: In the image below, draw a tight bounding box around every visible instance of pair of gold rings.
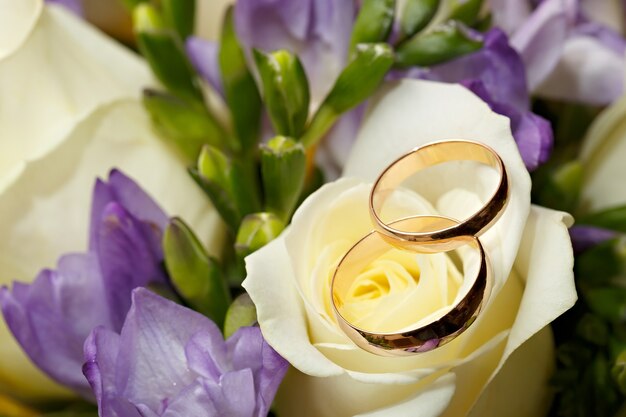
[331,140,510,357]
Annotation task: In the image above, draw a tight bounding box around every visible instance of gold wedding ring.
[369,140,509,252]
[331,140,509,356]
[331,215,491,357]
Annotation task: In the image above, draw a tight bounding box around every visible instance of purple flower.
[188,0,356,106]
[46,0,83,16]
[84,288,288,417]
[493,0,626,104]
[0,170,168,395]
[395,29,553,170]
[569,225,618,253]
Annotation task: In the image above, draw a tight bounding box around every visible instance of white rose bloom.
[580,91,626,212]
[0,0,222,401]
[244,80,577,417]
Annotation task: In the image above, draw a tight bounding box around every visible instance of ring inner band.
[331,215,491,357]
[370,140,508,250]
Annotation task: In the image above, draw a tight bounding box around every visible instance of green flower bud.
[399,0,440,40]
[224,293,258,339]
[143,89,227,162]
[395,21,483,67]
[254,50,310,137]
[163,218,230,328]
[261,136,306,222]
[195,146,261,231]
[219,6,262,151]
[235,213,285,258]
[447,0,484,26]
[302,43,394,147]
[133,4,203,102]
[349,0,395,54]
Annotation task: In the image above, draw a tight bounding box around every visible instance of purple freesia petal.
[463,79,553,169]
[84,288,288,417]
[234,0,356,104]
[510,0,577,90]
[0,170,169,394]
[569,225,618,253]
[186,37,224,97]
[46,0,83,16]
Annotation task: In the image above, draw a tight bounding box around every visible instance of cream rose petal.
[344,80,532,295]
[0,0,41,60]
[580,93,626,211]
[0,100,223,400]
[0,2,152,192]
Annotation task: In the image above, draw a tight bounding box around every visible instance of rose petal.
[467,327,555,417]
[0,5,151,193]
[580,94,626,211]
[503,206,575,367]
[344,79,532,296]
[0,0,42,60]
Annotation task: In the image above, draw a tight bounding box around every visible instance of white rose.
[0,1,222,401]
[579,90,626,212]
[244,80,577,417]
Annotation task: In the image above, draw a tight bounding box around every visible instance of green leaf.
[235,213,284,258]
[400,0,440,40]
[219,6,262,151]
[534,160,583,213]
[586,288,626,322]
[120,0,148,11]
[161,0,195,40]
[612,350,626,395]
[163,218,230,328]
[349,0,395,53]
[447,0,484,25]
[224,293,257,339]
[302,43,394,147]
[576,237,626,286]
[395,21,483,67]
[580,205,626,234]
[261,136,306,222]
[134,5,203,102]
[143,89,227,162]
[253,49,310,137]
[576,314,609,346]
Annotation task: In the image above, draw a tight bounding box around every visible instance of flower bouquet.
[0,0,625,416]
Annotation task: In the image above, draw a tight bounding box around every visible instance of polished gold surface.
[331,216,491,357]
[369,140,509,252]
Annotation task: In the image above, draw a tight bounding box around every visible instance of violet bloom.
[84,288,288,417]
[569,225,618,253]
[46,0,83,16]
[0,170,168,396]
[397,29,553,170]
[491,0,626,104]
[188,0,355,106]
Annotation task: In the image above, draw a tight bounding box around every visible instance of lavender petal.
[569,225,618,254]
[186,37,224,97]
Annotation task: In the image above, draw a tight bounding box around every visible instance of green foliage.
[219,6,262,152]
[399,0,440,40]
[133,5,203,103]
[161,0,195,40]
[224,293,258,338]
[143,89,227,162]
[235,213,285,258]
[302,43,394,147]
[349,0,395,53]
[395,21,483,67]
